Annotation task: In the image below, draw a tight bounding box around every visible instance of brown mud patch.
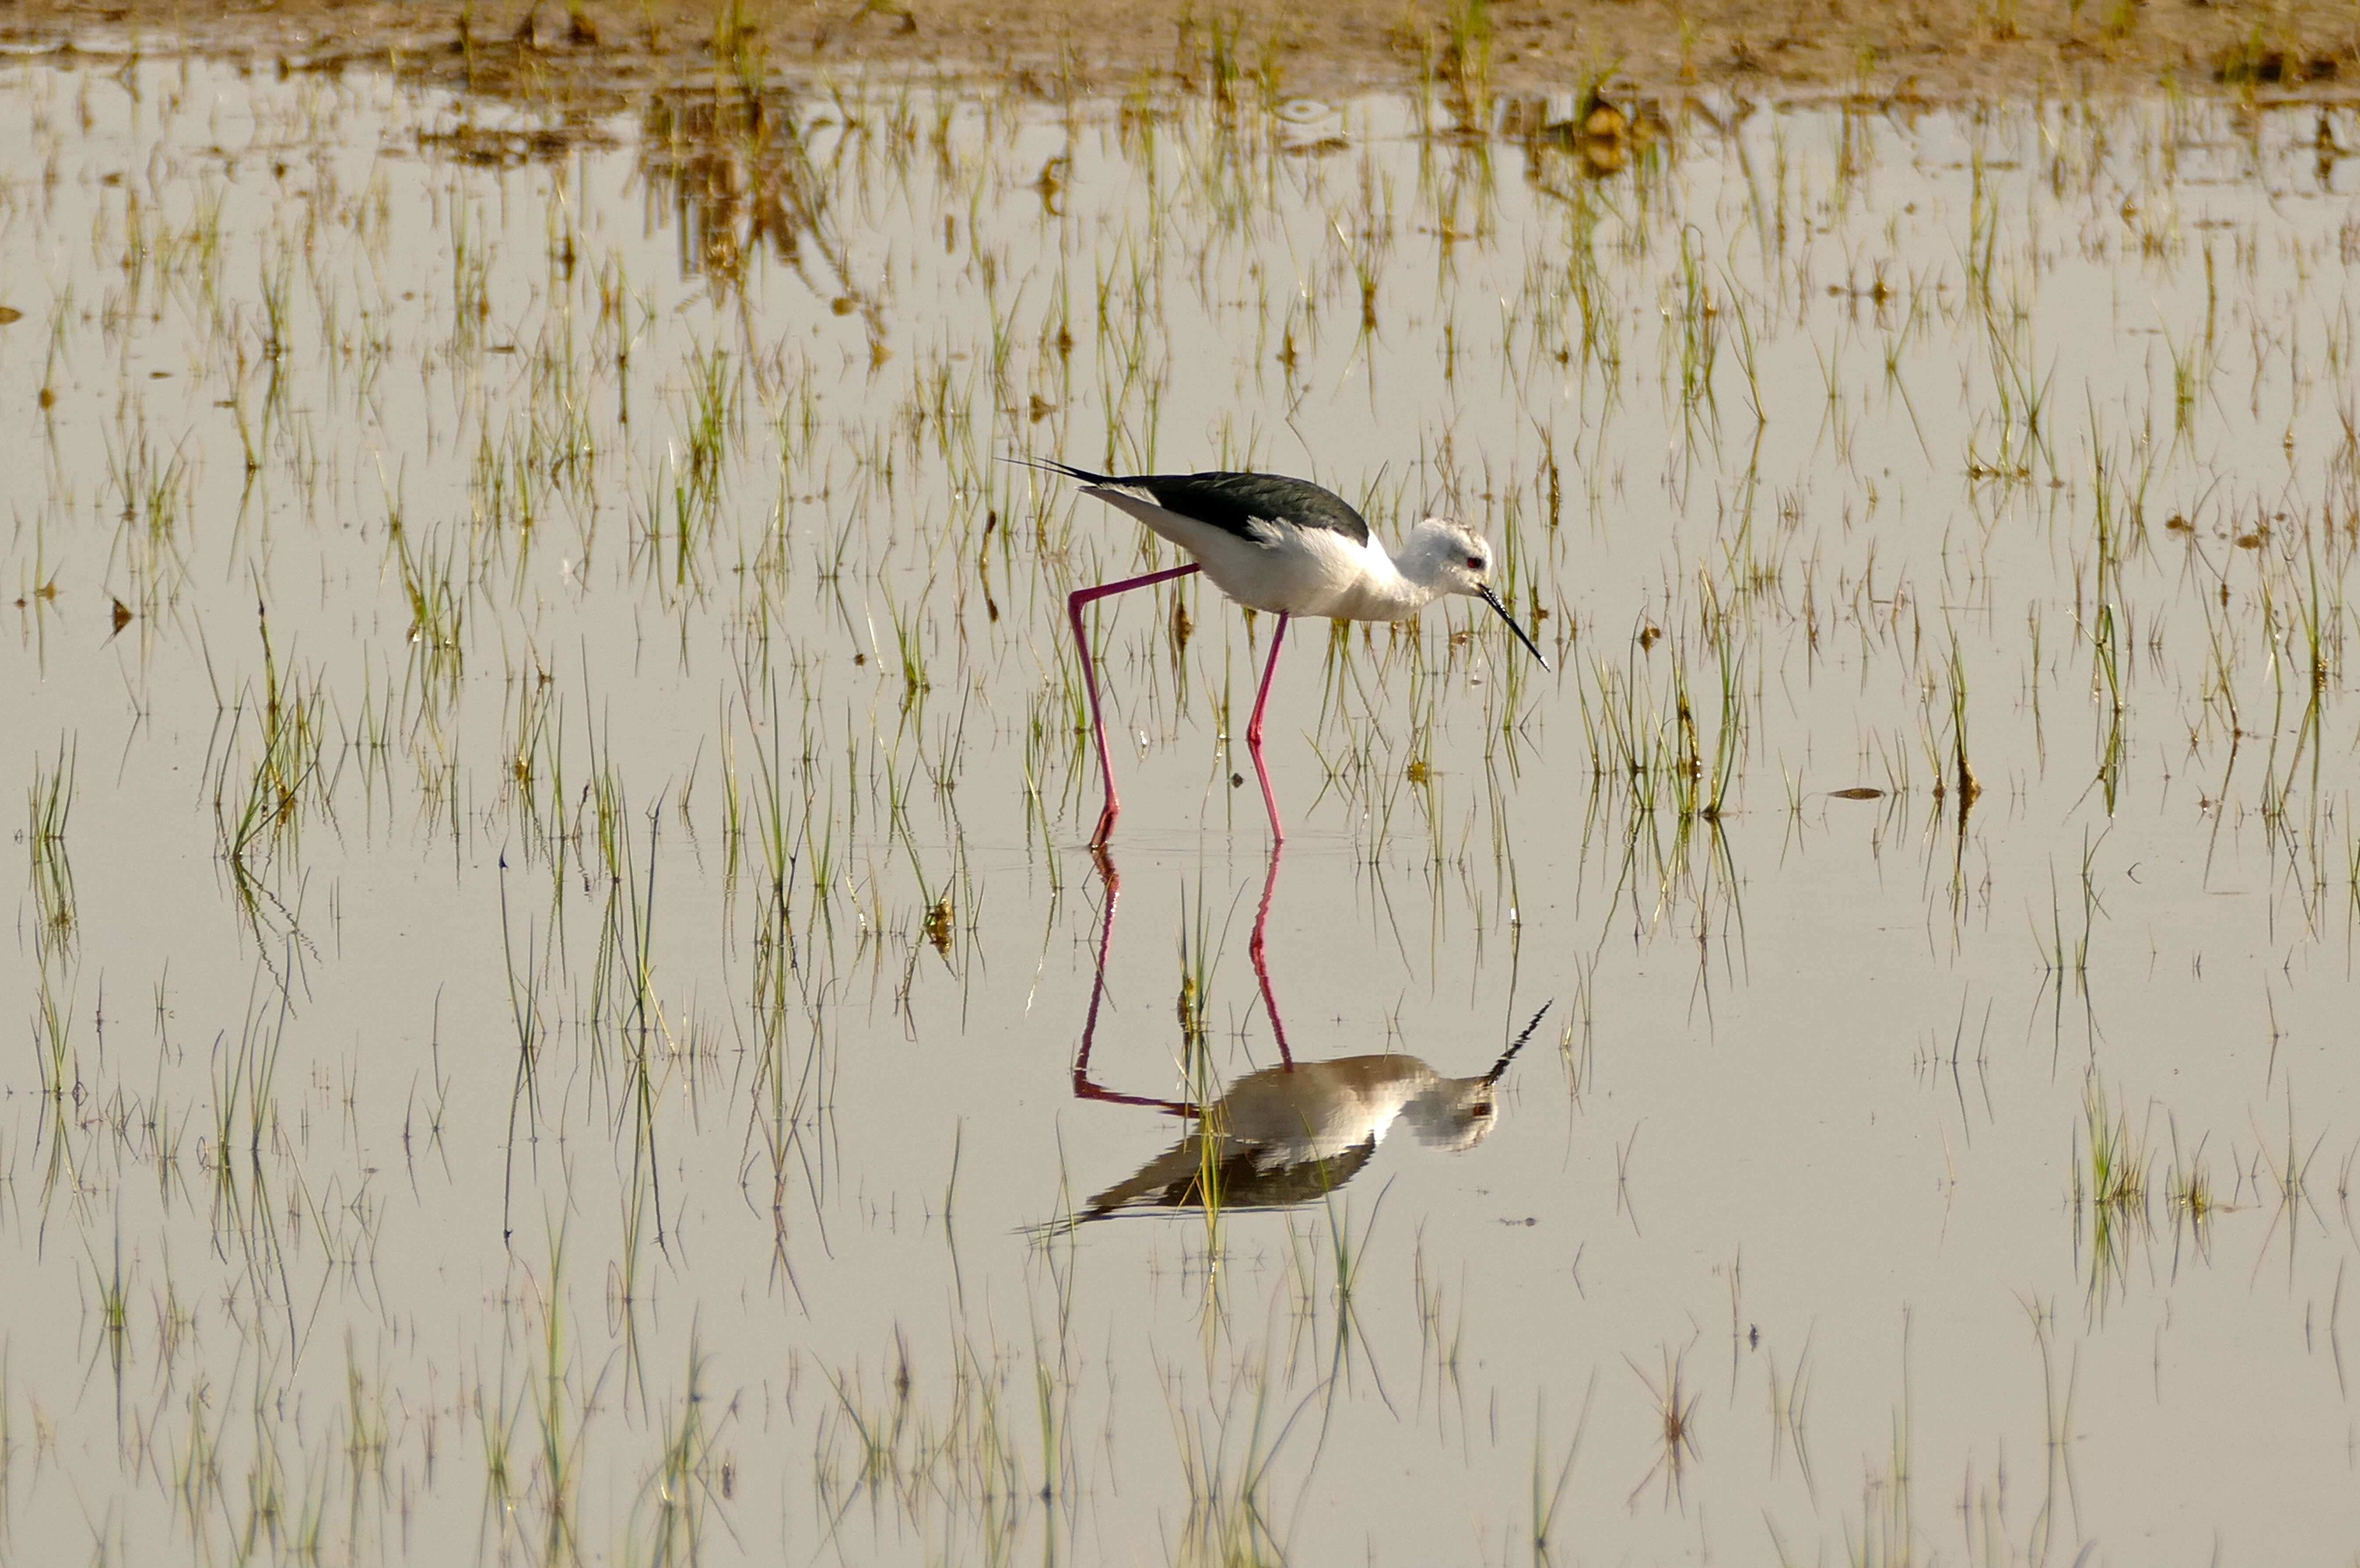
[3,0,2357,105]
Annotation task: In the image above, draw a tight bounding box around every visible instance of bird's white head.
[1399,518,1551,670]
[1399,517,1498,596]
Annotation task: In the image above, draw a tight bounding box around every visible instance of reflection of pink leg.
[1247,845,1293,1066]
[1243,613,1291,844]
[1069,564,1202,848]
[1070,850,1196,1115]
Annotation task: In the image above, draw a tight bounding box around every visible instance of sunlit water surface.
[4,52,2359,1563]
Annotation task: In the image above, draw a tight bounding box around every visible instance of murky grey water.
[4,51,2358,1561]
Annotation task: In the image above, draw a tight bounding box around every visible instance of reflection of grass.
[1767,1334,1815,1492]
[1172,1355,1304,1568]
[2080,1073,2148,1211]
[2164,1118,2215,1266]
[1176,877,1217,1051]
[213,610,333,955]
[2073,1073,2152,1312]
[28,737,75,942]
[1529,1379,1592,1561]
[2255,1099,2328,1271]
[529,1227,584,1564]
[106,422,194,614]
[32,930,77,1195]
[1626,1347,1700,1508]
[637,1333,722,1561]
[1316,1188,1386,1391]
[1411,1233,1469,1401]
[1177,877,1227,1269]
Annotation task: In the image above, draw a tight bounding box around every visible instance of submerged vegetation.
[1,40,2358,1563]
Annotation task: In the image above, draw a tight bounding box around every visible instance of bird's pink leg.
[1247,845,1294,1066]
[1069,563,1201,848]
[1243,612,1291,845]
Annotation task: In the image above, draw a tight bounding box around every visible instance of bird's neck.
[1373,527,1457,617]
[1338,566,1438,622]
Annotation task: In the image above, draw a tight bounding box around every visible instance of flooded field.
[4,45,2360,1563]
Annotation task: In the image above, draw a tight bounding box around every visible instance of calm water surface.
[3,52,2357,1563]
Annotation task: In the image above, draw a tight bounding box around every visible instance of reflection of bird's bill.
[1483,999,1554,1085]
[1479,585,1551,671]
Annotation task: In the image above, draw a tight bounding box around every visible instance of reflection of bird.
[1577,84,1632,143]
[1052,843,1551,1231]
[1018,459,1549,847]
[1075,1052,1519,1222]
[1531,83,1654,178]
[1575,87,1636,177]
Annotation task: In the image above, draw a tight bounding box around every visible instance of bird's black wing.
[1131,471,1371,549]
[1008,458,1372,549]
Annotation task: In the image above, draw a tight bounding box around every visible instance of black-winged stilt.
[1021,459,1549,847]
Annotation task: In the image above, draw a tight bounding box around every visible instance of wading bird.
[1023,459,1549,846]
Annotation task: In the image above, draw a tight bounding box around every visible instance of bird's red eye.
[1465,554,1483,570]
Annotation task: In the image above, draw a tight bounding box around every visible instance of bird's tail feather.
[999,454,1112,485]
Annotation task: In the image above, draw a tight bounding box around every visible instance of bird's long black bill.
[1479,586,1551,671]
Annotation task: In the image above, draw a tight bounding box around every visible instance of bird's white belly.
[1195,531,1370,617]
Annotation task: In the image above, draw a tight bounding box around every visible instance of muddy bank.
[4,0,2357,104]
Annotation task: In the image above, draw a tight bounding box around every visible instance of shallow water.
[3,52,2358,1562]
